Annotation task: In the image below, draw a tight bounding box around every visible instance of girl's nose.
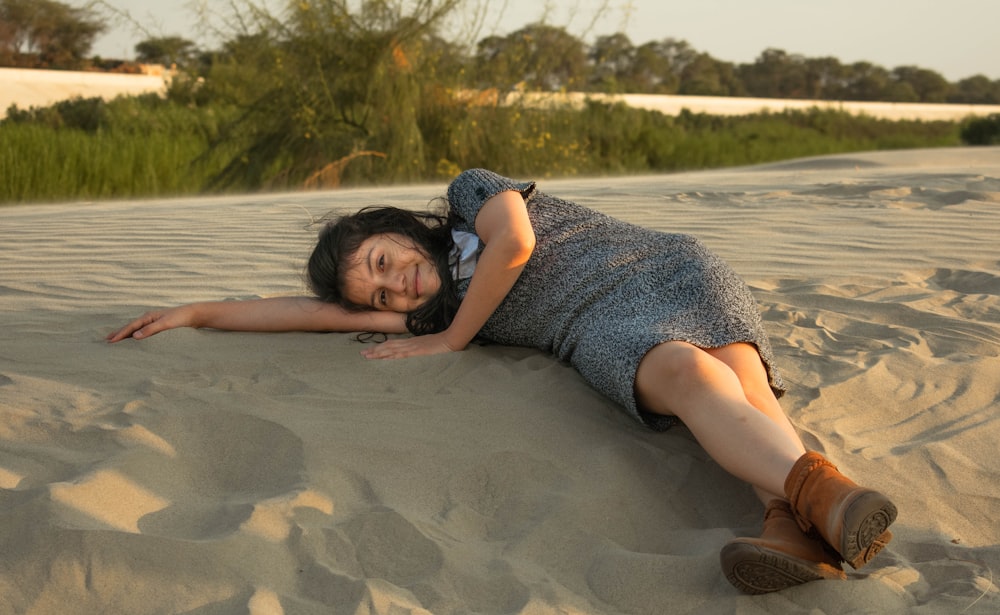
[386,273,406,294]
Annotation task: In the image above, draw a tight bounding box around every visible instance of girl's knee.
[635,342,731,414]
[705,343,778,409]
[639,341,712,382]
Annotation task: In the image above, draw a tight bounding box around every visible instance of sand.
[6,67,1000,123]
[1,147,999,614]
[513,92,1000,122]
[0,68,167,118]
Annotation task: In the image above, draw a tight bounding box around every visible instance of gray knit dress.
[447,169,785,430]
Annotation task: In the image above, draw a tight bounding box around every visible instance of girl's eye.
[377,255,385,271]
[379,290,387,306]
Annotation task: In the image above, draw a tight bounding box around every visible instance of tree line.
[473,27,1000,105]
[2,0,999,105]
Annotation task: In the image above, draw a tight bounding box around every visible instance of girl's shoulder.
[447,169,536,224]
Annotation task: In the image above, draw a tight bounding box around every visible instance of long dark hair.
[306,206,460,335]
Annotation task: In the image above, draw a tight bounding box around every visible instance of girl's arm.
[362,189,534,359]
[107,296,408,343]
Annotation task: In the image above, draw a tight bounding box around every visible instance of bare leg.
[634,341,806,498]
[703,344,805,503]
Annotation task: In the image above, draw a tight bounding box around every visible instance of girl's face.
[343,233,442,313]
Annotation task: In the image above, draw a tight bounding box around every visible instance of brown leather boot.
[785,451,897,569]
[721,499,848,594]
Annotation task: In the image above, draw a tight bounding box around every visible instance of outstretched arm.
[107,296,408,343]
[362,189,534,359]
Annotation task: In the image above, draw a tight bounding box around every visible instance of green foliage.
[463,26,1000,104]
[0,0,104,69]
[960,114,1000,145]
[0,123,216,202]
[0,95,238,203]
[5,96,110,132]
[950,75,1000,104]
[0,91,963,204]
[415,100,959,180]
[474,23,589,92]
[134,36,197,68]
[196,0,465,191]
[5,93,233,136]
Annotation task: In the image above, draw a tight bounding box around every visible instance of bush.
[960,114,1000,145]
[5,96,109,132]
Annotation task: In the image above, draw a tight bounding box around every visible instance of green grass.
[1,95,240,204]
[412,101,961,181]
[0,94,964,204]
[0,123,217,202]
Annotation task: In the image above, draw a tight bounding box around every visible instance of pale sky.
[91,0,1000,81]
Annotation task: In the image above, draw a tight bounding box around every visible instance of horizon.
[89,0,1000,82]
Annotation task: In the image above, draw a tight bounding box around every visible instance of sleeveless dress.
[447,169,785,431]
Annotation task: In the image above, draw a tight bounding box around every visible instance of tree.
[135,36,197,68]
[0,0,35,63]
[678,53,742,96]
[202,0,465,189]
[588,33,634,92]
[627,38,696,94]
[802,56,845,100]
[418,32,468,84]
[473,33,524,91]
[842,62,891,101]
[738,48,811,99]
[890,66,950,102]
[585,37,697,94]
[0,0,104,68]
[950,75,1000,104]
[881,79,919,102]
[473,23,588,91]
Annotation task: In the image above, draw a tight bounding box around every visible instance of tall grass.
[400,99,961,182]
[0,94,962,204]
[1,123,212,201]
[0,94,239,204]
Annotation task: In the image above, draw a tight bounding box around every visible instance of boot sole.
[841,490,897,569]
[720,541,846,595]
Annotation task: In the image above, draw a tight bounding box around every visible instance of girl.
[108,168,896,594]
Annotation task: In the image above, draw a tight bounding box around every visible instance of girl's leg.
[637,341,896,586]
[703,343,805,503]
[634,341,805,498]
[703,343,800,447]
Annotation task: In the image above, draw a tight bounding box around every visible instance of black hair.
[306,206,460,335]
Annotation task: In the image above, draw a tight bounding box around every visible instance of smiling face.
[342,233,442,313]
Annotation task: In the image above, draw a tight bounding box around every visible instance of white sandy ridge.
[4,67,1000,121]
[0,67,167,116]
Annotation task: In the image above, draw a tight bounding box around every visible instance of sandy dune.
[4,67,1000,122]
[0,67,166,117]
[515,91,1000,121]
[1,147,999,614]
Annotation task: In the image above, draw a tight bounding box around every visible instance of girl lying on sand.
[109,168,897,594]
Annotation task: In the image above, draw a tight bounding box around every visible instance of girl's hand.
[360,333,460,359]
[106,305,196,343]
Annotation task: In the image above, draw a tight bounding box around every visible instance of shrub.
[960,114,1000,145]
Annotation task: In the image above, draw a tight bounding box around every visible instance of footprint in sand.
[127,407,307,539]
[343,508,445,585]
[926,268,1000,296]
